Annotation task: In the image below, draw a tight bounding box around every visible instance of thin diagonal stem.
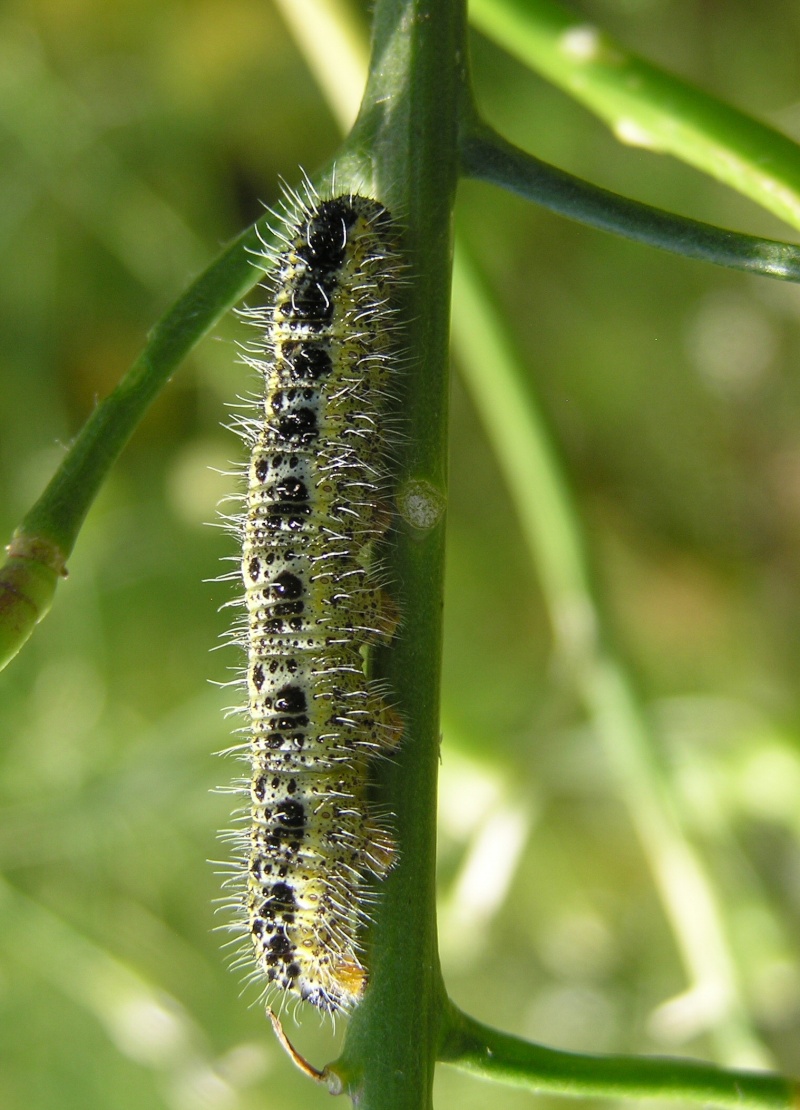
[461,120,800,280]
[0,220,273,670]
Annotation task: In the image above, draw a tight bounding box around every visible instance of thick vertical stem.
[328,1,466,1107]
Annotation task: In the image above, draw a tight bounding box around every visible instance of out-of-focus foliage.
[1,2,800,1108]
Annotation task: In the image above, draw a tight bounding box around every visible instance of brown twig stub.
[267,1009,326,1083]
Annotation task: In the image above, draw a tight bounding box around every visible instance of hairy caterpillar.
[221,186,403,1014]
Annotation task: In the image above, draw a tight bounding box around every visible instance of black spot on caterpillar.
[220,186,403,1014]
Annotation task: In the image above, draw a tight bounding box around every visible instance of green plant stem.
[317,1,462,1107]
[450,238,770,1068]
[0,221,272,670]
[440,1003,799,1109]
[275,2,455,1102]
[461,120,800,280]
[469,0,800,233]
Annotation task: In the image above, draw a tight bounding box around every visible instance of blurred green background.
[2,1,800,1107]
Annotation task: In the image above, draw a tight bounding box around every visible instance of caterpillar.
[221,186,403,1015]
